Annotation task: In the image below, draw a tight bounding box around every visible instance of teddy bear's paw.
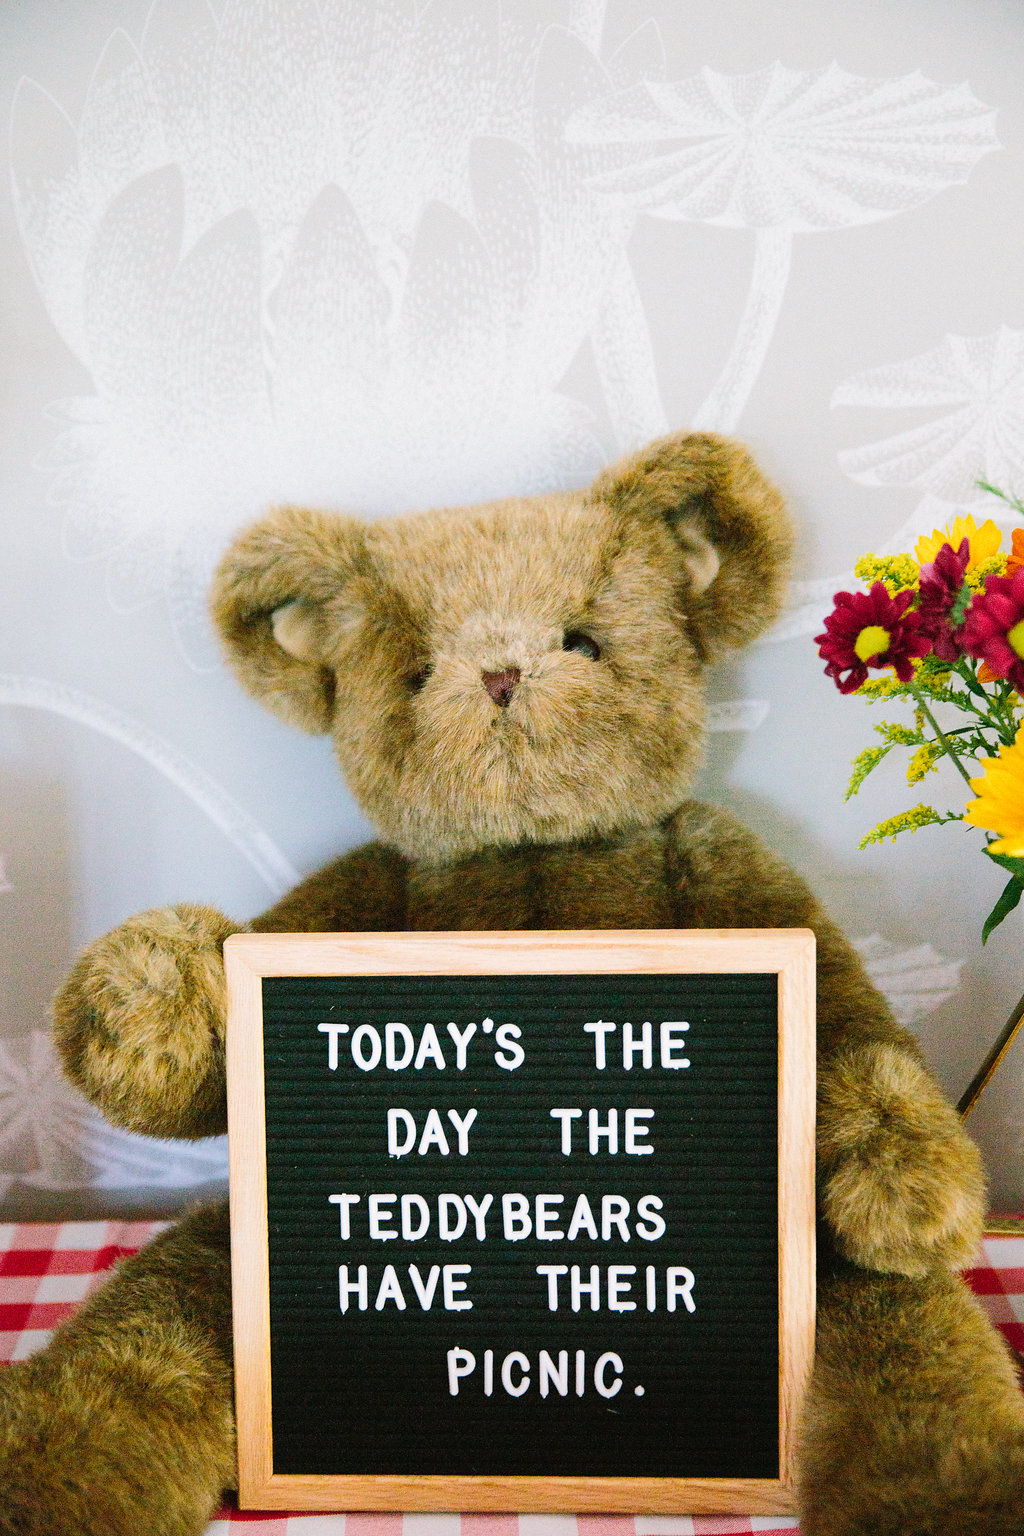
[52,903,239,1140]
[818,1042,985,1276]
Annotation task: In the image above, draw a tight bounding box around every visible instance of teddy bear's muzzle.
[481,667,521,707]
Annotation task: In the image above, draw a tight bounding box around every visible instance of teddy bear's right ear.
[590,430,794,661]
[210,506,368,733]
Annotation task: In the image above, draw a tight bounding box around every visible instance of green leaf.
[984,847,1024,881]
[982,874,1024,944]
[979,479,1024,516]
[948,581,974,629]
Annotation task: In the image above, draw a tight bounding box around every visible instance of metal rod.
[958,987,1024,1118]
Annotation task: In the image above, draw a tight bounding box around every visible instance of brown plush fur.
[0,1206,235,1536]
[211,432,791,862]
[2,431,1021,1535]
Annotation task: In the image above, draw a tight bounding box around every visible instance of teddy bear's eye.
[562,630,601,661]
[407,665,433,693]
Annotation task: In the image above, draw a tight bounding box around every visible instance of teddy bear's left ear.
[590,430,794,661]
[210,506,368,732]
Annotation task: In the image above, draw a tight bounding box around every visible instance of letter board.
[226,929,815,1514]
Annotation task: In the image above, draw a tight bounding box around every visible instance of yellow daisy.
[964,727,1024,857]
[915,513,1002,569]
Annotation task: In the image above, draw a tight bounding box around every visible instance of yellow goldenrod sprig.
[844,720,923,799]
[965,554,1007,591]
[906,740,944,783]
[858,804,956,848]
[845,745,890,800]
[852,552,920,594]
[855,674,913,702]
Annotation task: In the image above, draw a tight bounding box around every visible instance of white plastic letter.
[502,1193,532,1240]
[327,1193,360,1239]
[408,1264,440,1309]
[549,1107,581,1154]
[317,1023,349,1070]
[443,1264,473,1311]
[415,1024,447,1070]
[539,1349,569,1398]
[501,1352,530,1396]
[622,1022,653,1070]
[608,1264,637,1312]
[446,1022,477,1069]
[351,1025,382,1072]
[535,1194,565,1240]
[338,1264,368,1313]
[636,1195,666,1241]
[625,1108,654,1155]
[447,1347,475,1395]
[385,1022,415,1070]
[446,1107,477,1154]
[387,1109,416,1158]
[374,1265,406,1310]
[401,1194,430,1241]
[464,1193,493,1239]
[566,1194,599,1241]
[660,1022,690,1069]
[493,1024,525,1071]
[536,1264,568,1310]
[418,1108,450,1155]
[589,1108,618,1155]
[583,1021,616,1069]
[602,1195,631,1242]
[368,1194,398,1241]
[439,1194,467,1242]
[594,1352,623,1398]
[571,1264,601,1312]
[667,1267,696,1313]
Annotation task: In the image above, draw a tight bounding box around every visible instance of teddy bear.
[2,431,1023,1536]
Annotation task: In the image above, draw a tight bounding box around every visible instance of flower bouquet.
[816,493,1024,1113]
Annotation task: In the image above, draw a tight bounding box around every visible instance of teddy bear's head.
[212,432,791,863]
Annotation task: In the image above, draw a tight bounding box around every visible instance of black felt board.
[260,970,779,1481]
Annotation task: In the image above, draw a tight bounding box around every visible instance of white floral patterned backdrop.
[2,0,1023,1216]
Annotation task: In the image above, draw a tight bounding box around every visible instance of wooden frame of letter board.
[226,928,816,1516]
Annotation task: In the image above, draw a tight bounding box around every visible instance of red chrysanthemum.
[815,581,930,694]
[961,568,1024,690]
[915,538,970,662]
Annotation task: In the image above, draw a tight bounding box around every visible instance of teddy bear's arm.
[665,801,985,1277]
[52,842,408,1142]
[250,840,408,933]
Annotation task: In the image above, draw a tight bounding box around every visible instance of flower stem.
[907,681,975,787]
[993,681,1021,742]
[958,984,1024,1117]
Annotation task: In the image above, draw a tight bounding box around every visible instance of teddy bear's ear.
[590,431,793,661]
[210,506,368,732]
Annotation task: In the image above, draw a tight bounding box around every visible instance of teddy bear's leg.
[800,1260,1024,1536]
[0,1202,235,1536]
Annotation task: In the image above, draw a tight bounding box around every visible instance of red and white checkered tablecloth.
[2,1220,1022,1535]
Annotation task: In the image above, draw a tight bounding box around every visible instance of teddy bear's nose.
[481,667,521,707]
